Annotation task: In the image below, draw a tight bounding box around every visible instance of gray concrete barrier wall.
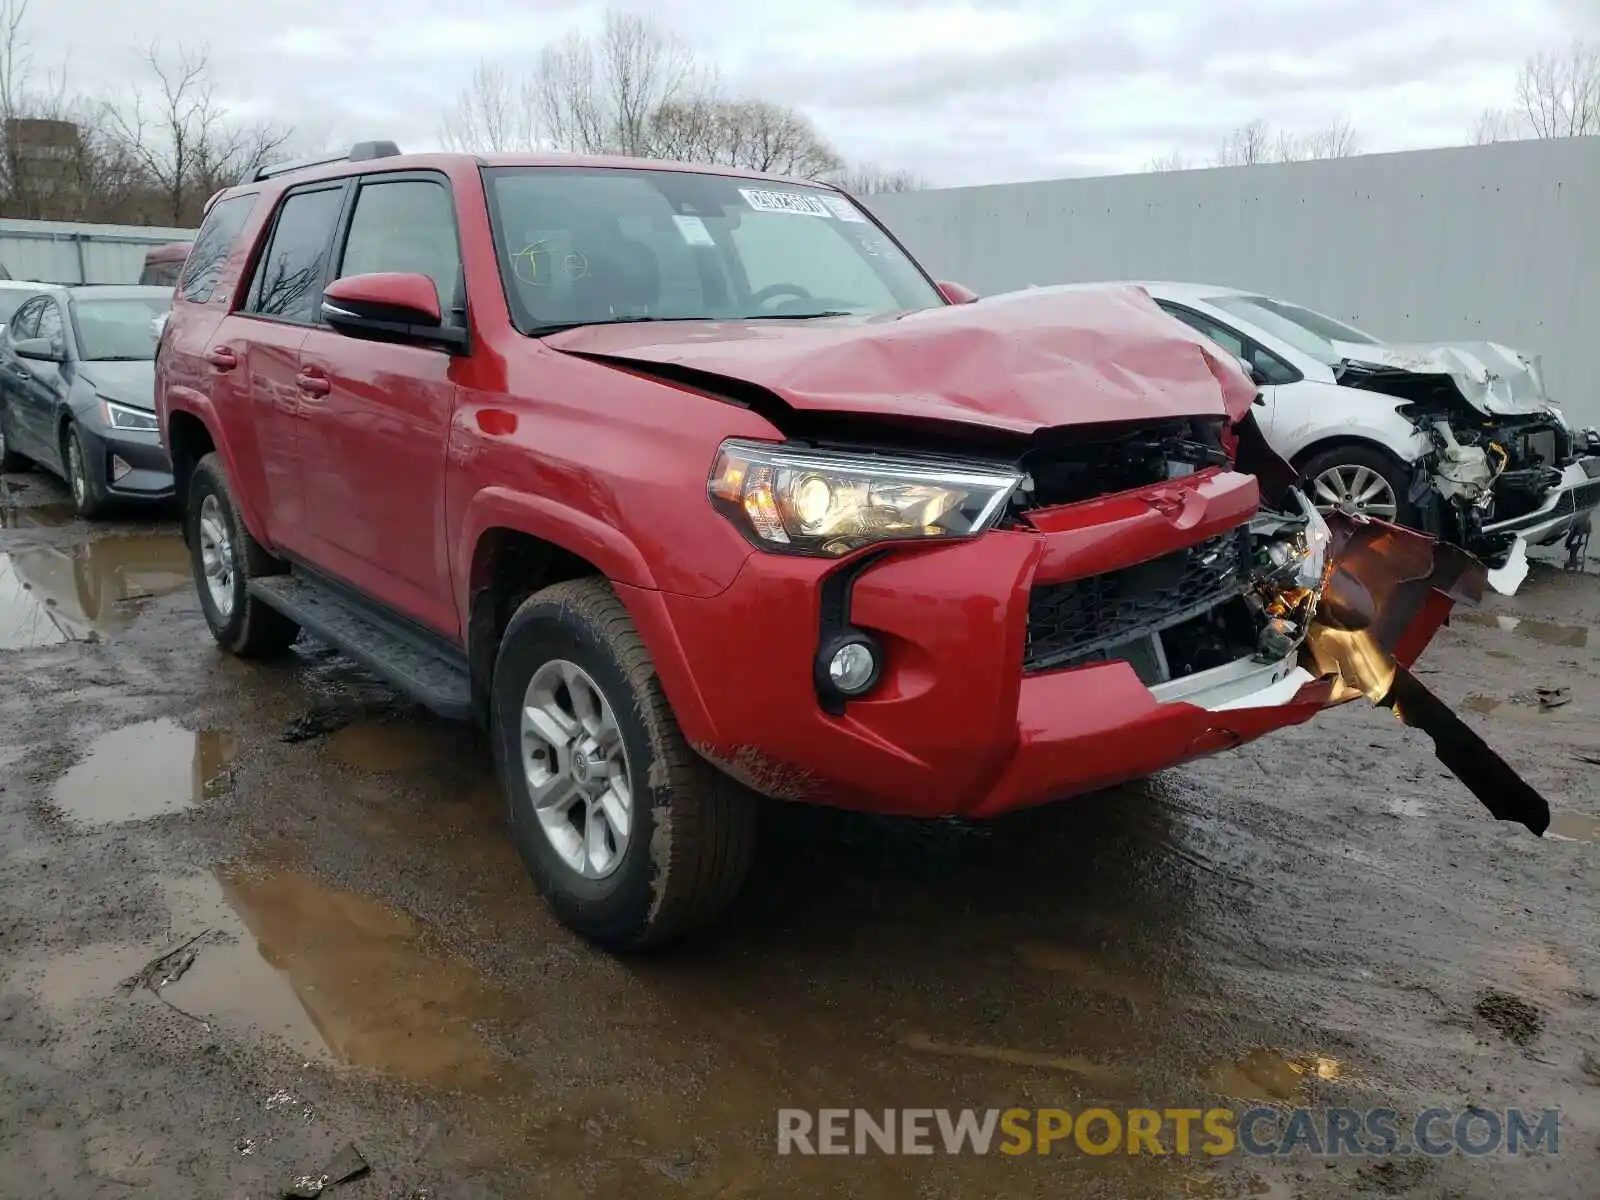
[867,137,1600,429]
[0,218,196,286]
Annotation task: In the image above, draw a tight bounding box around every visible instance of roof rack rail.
[250,140,402,183]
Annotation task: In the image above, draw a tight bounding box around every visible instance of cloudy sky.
[18,0,1599,186]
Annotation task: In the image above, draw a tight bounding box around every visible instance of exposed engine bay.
[1335,354,1597,568]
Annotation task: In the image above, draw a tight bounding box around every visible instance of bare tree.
[1214,118,1272,167]
[1300,116,1360,160]
[714,100,842,177]
[439,62,538,153]
[648,92,724,162]
[528,11,701,157]
[1143,149,1190,172]
[830,161,928,193]
[1514,40,1600,138]
[104,44,292,224]
[1470,106,1522,144]
[1211,117,1359,167]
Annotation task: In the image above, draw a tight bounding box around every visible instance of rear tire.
[491,577,758,951]
[1298,442,1420,528]
[186,452,299,657]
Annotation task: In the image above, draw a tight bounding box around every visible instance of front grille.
[1024,528,1252,673]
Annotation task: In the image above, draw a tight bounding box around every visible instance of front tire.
[186,452,299,657]
[64,424,108,519]
[1299,443,1420,528]
[491,578,758,951]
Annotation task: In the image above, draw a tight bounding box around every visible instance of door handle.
[295,370,331,398]
[205,347,237,370]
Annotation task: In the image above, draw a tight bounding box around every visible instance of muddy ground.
[0,469,1596,1200]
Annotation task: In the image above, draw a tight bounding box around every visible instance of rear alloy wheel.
[493,577,758,951]
[64,424,108,519]
[185,452,300,657]
[1299,444,1418,528]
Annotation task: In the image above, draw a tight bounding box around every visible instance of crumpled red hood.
[542,285,1258,433]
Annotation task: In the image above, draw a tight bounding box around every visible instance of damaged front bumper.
[638,415,1553,833]
[1481,456,1600,546]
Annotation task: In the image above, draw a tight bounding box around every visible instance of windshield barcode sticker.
[819,195,867,223]
[672,214,716,246]
[739,188,833,217]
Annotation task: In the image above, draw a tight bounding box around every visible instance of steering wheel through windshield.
[749,282,814,310]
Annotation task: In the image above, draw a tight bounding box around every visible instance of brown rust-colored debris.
[1303,515,1551,836]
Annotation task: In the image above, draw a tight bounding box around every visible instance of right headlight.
[99,397,160,432]
[707,439,1021,557]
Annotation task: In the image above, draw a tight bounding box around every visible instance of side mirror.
[321,272,466,353]
[13,337,64,363]
[1236,354,1269,388]
[936,280,979,305]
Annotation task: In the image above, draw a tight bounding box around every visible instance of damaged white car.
[1095,282,1600,571]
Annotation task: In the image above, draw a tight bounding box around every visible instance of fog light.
[827,640,878,695]
[111,456,132,482]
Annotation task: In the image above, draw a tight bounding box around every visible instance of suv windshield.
[483,166,943,332]
[1206,294,1382,364]
[70,296,173,361]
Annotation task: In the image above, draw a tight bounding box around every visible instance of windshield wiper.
[86,356,152,362]
[741,311,855,320]
[526,316,684,336]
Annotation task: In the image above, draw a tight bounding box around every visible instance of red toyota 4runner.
[155,142,1537,950]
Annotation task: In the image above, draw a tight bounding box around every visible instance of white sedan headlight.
[708,439,1020,556]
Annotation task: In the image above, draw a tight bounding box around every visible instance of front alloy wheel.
[520,659,634,879]
[64,425,106,518]
[492,577,759,950]
[1309,462,1399,521]
[1297,444,1418,529]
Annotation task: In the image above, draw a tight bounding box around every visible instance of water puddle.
[1463,686,1583,722]
[1016,942,1157,1004]
[322,720,467,774]
[1453,610,1591,648]
[1202,1048,1343,1101]
[899,1031,1121,1084]
[49,719,234,825]
[0,535,191,648]
[1547,812,1600,844]
[0,501,78,528]
[154,867,517,1087]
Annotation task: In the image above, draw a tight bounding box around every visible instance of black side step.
[250,574,473,720]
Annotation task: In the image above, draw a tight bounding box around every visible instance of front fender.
[455,484,658,615]
[1274,385,1431,465]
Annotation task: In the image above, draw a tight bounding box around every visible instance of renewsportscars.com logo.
[776,1107,1562,1157]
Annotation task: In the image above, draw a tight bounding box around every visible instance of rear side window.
[180,195,257,304]
[337,177,462,316]
[244,185,346,324]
